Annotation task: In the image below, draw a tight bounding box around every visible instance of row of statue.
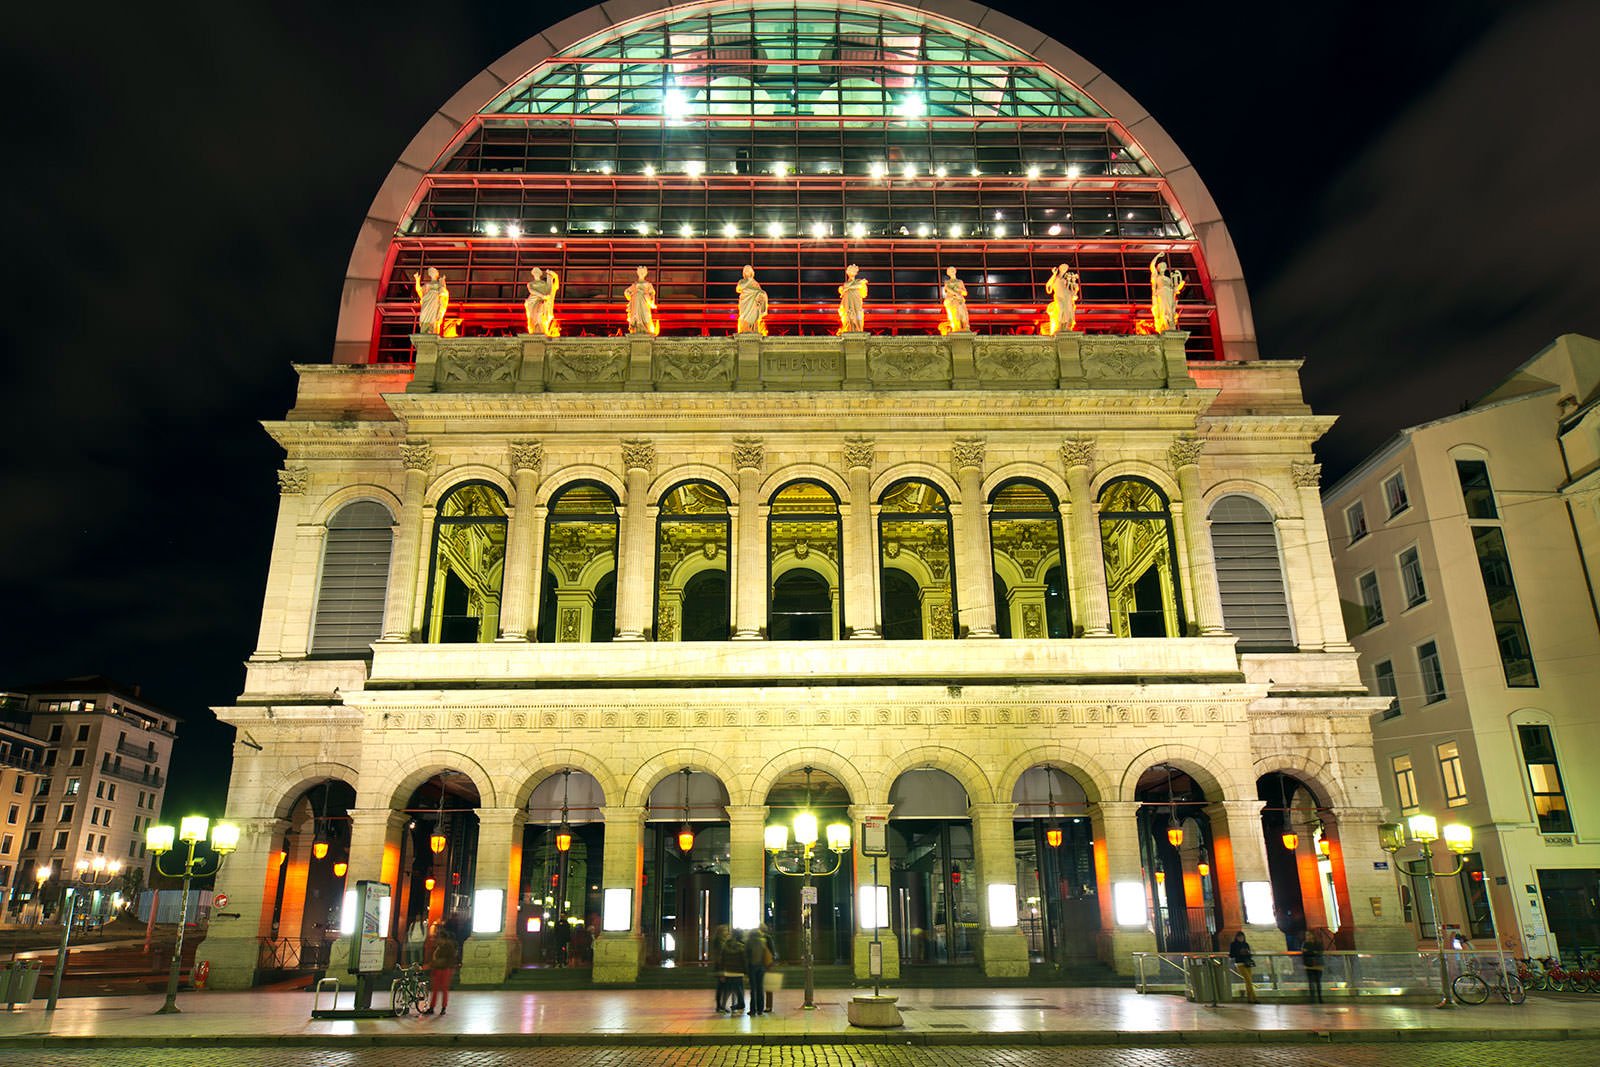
[413,255,1187,339]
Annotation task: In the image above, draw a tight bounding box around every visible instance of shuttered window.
[1208,494,1293,649]
[312,500,395,655]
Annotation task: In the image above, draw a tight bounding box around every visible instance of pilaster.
[1170,437,1227,635]
[593,805,645,983]
[614,440,655,641]
[460,806,526,984]
[732,439,765,639]
[1091,801,1156,971]
[1061,439,1112,636]
[498,442,543,641]
[968,802,1028,977]
[843,438,880,638]
[252,472,309,659]
[1210,800,1287,953]
[206,817,289,990]
[952,439,997,637]
[1293,462,1354,650]
[726,804,769,897]
[1332,807,1416,952]
[848,804,898,979]
[381,443,432,641]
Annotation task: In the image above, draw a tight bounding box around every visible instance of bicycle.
[1452,956,1526,1005]
[391,963,431,1017]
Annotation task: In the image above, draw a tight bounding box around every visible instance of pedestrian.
[712,925,733,1012]
[424,920,458,1016]
[404,913,428,965]
[1301,928,1325,1003]
[717,925,747,1013]
[1228,930,1258,1003]
[745,924,776,1016]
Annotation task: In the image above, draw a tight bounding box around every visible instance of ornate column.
[593,805,646,983]
[726,804,769,906]
[1209,800,1287,953]
[1170,436,1227,635]
[847,804,897,979]
[1292,461,1354,650]
[205,816,289,990]
[951,439,997,638]
[732,438,765,640]
[381,442,433,641]
[498,442,544,641]
[968,802,1028,976]
[460,807,526,983]
[1090,801,1156,971]
[1273,513,1325,650]
[1060,438,1112,636]
[614,440,656,641]
[253,467,310,659]
[843,437,881,638]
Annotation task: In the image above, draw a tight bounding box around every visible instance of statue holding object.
[1044,263,1080,336]
[940,266,970,334]
[413,266,449,335]
[837,264,867,334]
[625,265,658,335]
[735,265,769,335]
[1149,254,1185,333]
[523,267,561,337]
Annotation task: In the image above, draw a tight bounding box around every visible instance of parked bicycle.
[391,963,431,1017]
[1452,956,1525,1005]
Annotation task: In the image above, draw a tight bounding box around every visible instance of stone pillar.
[732,438,765,640]
[205,817,288,990]
[968,802,1028,977]
[328,807,407,970]
[381,442,433,641]
[1210,801,1288,953]
[252,468,309,659]
[843,437,880,638]
[1091,801,1156,972]
[278,519,327,658]
[1060,439,1112,636]
[614,440,655,641]
[848,805,898,979]
[952,439,997,638]
[498,442,544,641]
[593,805,646,983]
[1332,806,1415,952]
[727,804,768,919]
[1292,461,1355,650]
[1170,436,1227,636]
[460,807,526,984]
[1273,515,1326,650]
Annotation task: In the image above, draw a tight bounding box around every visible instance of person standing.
[424,921,458,1016]
[404,914,428,965]
[1228,930,1258,1004]
[744,924,775,1016]
[1300,929,1326,1004]
[716,926,748,1014]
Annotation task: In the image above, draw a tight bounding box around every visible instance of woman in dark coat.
[1300,929,1326,1003]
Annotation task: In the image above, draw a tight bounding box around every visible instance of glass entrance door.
[888,819,975,964]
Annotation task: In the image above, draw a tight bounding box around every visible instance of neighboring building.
[0,678,178,916]
[206,0,1412,990]
[0,720,47,915]
[1324,334,1600,957]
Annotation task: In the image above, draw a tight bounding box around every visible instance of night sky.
[3,1,1597,819]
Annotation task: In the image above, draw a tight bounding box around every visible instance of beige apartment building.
[1324,334,1600,957]
[205,0,1413,989]
[0,719,47,916]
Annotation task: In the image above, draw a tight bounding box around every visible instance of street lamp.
[1378,813,1473,1009]
[43,856,122,1011]
[146,815,239,1014]
[765,767,850,1010]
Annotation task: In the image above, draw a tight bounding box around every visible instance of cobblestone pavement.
[14,1044,1600,1066]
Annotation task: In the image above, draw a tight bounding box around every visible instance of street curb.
[0,1027,1596,1050]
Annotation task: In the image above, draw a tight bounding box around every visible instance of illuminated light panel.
[869,162,887,180]
[987,883,1019,928]
[1241,881,1275,925]
[849,222,866,239]
[1026,165,1041,180]
[901,164,917,181]
[772,161,790,179]
[722,223,738,239]
[1112,882,1146,927]
[810,221,827,240]
[766,221,784,239]
[684,160,705,179]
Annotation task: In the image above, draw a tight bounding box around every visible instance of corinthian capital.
[509,441,544,474]
[399,442,434,472]
[732,437,764,472]
[843,436,875,471]
[1168,435,1204,471]
[1059,437,1096,471]
[1291,461,1323,489]
[276,465,309,495]
[952,438,986,472]
[621,439,656,472]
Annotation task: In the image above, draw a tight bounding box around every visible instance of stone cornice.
[1196,414,1338,441]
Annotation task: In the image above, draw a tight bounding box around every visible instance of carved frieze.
[867,342,949,382]
[1059,437,1096,471]
[732,437,765,472]
[975,341,1055,381]
[509,441,544,474]
[1081,336,1162,381]
[547,343,627,385]
[843,437,875,470]
[655,341,734,385]
[1168,436,1204,470]
[952,438,986,471]
[276,466,309,495]
[399,442,434,472]
[437,340,521,386]
[622,439,656,472]
[1292,461,1323,488]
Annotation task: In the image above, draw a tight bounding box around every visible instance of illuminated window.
[768,481,842,640]
[1417,641,1446,704]
[654,482,730,642]
[1345,501,1368,544]
[1358,571,1384,629]
[312,501,395,655]
[1382,472,1409,518]
[1208,494,1291,649]
[538,482,620,643]
[1517,724,1573,834]
[1391,755,1418,815]
[988,480,1069,639]
[878,479,956,639]
[65,779,80,796]
[1437,741,1469,808]
[1398,547,1427,608]
[424,483,508,643]
[1098,479,1183,638]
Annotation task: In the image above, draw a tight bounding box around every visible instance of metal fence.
[257,937,333,973]
[1132,950,1451,1000]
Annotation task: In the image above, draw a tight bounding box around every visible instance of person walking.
[744,924,775,1015]
[1228,930,1258,1003]
[404,914,428,965]
[424,921,458,1016]
[1300,929,1326,1004]
[717,926,748,1014]
[712,925,733,1012]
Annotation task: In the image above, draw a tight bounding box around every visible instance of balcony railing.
[116,738,156,761]
[99,756,163,788]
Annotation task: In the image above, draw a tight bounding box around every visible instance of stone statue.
[1150,255,1185,333]
[413,266,449,335]
[1044,263,1080,335]
[735,265,769,335]
[523,267,560,337]
[624,265,657,335]
[837,264,867,334]
[941,266,970,334]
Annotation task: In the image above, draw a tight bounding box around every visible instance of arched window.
[654,482,731,642]
[538,481,619,643]
[878,479,956,639]
[311,500,394,655]
[1098,478,1184,638]
[988,479,1070,639]
[1208,494,1293,649]
[768,480,842,640]
[425,483,507,643]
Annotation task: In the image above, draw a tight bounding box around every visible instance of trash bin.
[1209,957,1236,1003]
[0,962,15,1007]
[1185,956,1214,1002]
[9,961,42,1007]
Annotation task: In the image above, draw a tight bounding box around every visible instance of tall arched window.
[878,479,956,640]
[768,480,842,640]
[1208,494,1293,649]
[988,480,1070,639]
[425,483,507,643]
[312,500,394,655]
[1098,478,1184,638]
[655,481,730,642]
[538,482,619,643]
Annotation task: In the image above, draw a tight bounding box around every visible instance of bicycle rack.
[312,977,341,1017]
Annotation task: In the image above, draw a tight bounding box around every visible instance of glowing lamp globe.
[211,822,240,854]
[1154,870,1166,885]
[146,824,176,856]
[1197,860,1211,878]
[1317,837,1332,857]
[1442,823,1474,854]
[555,825,573,853]
[764,824,789,852]
[429,830,447,855]
[793,812,819,847]
[1377,822,1406,853]
[1045,825,1064,849]
[108,861,123,875]
[677,825,696,853]
[35,864,52,885]
[825,822,851,852]
[332,861,348,878]
[75,859,90,874]
[1407,813,1439,843]
[424,876,436,892]
[1166,825,1183,848]
[312,839,329,860]
[1281,832,1299,851]
[179,815,210,844]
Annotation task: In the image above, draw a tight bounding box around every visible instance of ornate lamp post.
[146,815,240,1014]
[41,857,123,1011]
[1378,813,1473,1009]
[765,767,851,1010]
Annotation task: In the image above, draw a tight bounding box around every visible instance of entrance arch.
[1258,771,1352,948]
[396,770,483,944]
[261,778,355,973]
[1011,765,1100,964]
[886,768,974,964]
[1133,763,1220,952]
[521,768,606,968]
[762,766,854,966]
[641,768,731,966]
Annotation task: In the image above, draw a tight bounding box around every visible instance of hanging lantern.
[312,840,329,860]
[430,825,448,854]
[1154,869,1166,885]
[424,876,436,892]
[677,825,696,853]
[1045,824,1064,849]
[950,864,962,885]
[332,861,348,878]
[555,824,573,853]
[1197,860,1210,878]
[1166,822,1184,848]
[1316,837,1331,857]
[1281,831,1299,851]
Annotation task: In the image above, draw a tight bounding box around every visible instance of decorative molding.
[867,341,948,382]
[655,341,734,384]
[975,341,1055,381]
[621,439,656,472]
[547,343,627,384]
[1081,336,1162,380]
[843,436,875,471]
[732,437,765,472]
[1168,435,1204,470]
[437,339,520,385]
[952,438,986,472]
[509,441,544,474]
[1291,461,1323,488]
[276,466,309,495]
[1059,437,1096,471]
[399,442,434,472]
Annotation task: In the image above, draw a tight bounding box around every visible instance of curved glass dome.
[359,1,1235,362]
